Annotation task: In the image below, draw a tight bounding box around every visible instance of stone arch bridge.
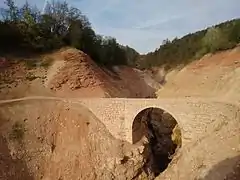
[69,97,240,146]
[1,97,239,146]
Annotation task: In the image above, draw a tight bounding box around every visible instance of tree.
[4,0,19,21]
[202,27,229,52]
[0,0,138,66]
[20,2,36,26]
[162,39,171,45]
[121,45,139,67]
[138,19,240,70]
[66,19,83,48]
[229,21,240,43]
[44,0,69,35]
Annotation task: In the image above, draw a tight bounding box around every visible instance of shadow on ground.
[199,155,240,180]
[0,134,33,180]
[100,66,122,80]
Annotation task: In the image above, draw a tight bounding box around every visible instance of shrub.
[171,124,182,148]
[9,121,25,141]
[26,72,38,81]
[40,56,54,68]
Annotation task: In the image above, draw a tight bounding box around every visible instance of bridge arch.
[132,106,182,144]
[132,107,182,177]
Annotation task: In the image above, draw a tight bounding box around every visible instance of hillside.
[138,18,240,70]
[156,46,240,102]
[0,1,240,180]
[0,47,158,99]
[0,0,139,67]
[0,99,148,180]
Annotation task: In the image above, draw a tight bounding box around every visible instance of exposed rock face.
[49,49,104,91]
[132,108,181,179]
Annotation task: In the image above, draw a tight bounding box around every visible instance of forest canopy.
[1,0,239,70]
[137,19,240,70]
[0,0,139,66]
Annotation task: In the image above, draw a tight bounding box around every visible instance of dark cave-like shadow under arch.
[132,107,182,178]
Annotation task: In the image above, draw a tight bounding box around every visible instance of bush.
[171,124,182,148]
[40,56,54,68]
[9,121,25,142]
[26,72,38,81]
[24,59,37,69]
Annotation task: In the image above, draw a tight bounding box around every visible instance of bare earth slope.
[0,48,158,99]
[157,101,240,180]
[0,97,239,180]
[0,49,160,179]
[0,47,240,180]
[154,47,240,180]
[49,48,157,98]
[157,47,240,103]
[0,99,149,180]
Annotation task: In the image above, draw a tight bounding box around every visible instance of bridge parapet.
[74,98,240,146]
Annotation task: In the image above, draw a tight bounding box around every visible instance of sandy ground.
[0,99,150,180]
[0,96,239,180]
[0,47,240,179]
[153,47,240,179]
[157,47,240,103]
[0,48,158,99]
[0,48,160,179]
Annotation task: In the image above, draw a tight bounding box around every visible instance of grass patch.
[9,121,26,142]
[24,59,37,69]
[171,124,182,147]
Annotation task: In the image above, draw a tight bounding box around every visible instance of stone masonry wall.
[76,98,240,146]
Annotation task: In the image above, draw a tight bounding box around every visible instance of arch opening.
[132,107,182,178]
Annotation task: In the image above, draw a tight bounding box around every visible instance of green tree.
[0,0,138,66]
[202,27,228,52]
[21,2,36,26]
[4,0,19,21]
[138,19,240,70]
[229,21,240,44]
[66,19,83,48]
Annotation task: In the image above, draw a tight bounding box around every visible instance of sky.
[1,0,240,54]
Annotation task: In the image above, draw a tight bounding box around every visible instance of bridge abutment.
[77,98,239,148]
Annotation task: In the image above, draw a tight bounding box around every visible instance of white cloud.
[73,0,239,53]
